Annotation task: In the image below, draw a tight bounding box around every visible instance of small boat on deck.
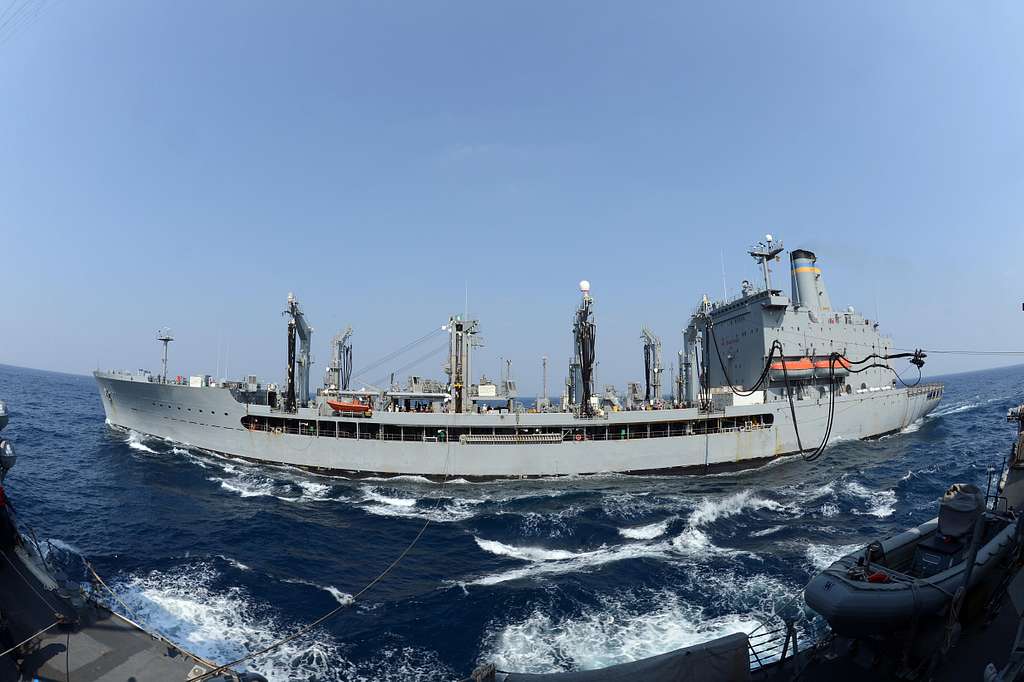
[768,357,814,381]
[804,483,1020,637]
[813,356,851,378]
[325,399,372,415]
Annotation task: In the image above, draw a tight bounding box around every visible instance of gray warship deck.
[0,544,220,681]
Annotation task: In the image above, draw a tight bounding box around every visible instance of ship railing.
[243,416,773,442]
[743,611,805,672]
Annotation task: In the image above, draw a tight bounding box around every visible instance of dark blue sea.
[1,363,1021,681]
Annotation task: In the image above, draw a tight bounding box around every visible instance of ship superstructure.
[94,239,943,479]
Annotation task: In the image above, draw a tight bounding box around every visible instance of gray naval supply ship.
[94,237,944,479]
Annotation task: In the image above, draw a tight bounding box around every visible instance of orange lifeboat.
[769,357,814,381]
[813,356,851,378]
[326,399,372,415]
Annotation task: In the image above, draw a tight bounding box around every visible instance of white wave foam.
[210,474,280,499]
[281,577,354,606]
[845,481,897,518]
[126,431,157,454]
[931,395,1008,419]
[297,480,332,498]
[362,488,416,507]
[670,528,713,553]
[688,490,784,527]
[901,419,922,434]
[805,543,862,570]
[217,555,251,571]
[515,505,583,538]
[481,590,764,673]
[618,518,672,540]
[750,525,786,538]
[466,539,670,587]
[108,563,346,681]
[358,486,481,522]
[820,503,839,517]
[600,492,655,520]
[476,538,580,562]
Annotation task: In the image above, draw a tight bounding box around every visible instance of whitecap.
[282,577,354,606]
[618,518,672,540]
[297,480,332,498]
[362,488,416,507]
[105,563,348,681]
[480,590,768,673]
[819,503,839,517]
[687,489,784,527]
[475,538,580,562]
[464,540,671,587]
[845,481,897,518]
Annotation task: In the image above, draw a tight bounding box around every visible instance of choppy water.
[1,363,1021,680]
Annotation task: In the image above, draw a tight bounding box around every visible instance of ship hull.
[94,372,942,479]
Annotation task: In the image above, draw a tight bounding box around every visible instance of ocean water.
[0,362,1021,681]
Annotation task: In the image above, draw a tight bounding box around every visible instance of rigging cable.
[370,341,450,390]
[0,620,60,659]
[351,327,445,381]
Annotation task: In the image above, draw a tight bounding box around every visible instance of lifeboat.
[326,399,371,415]
[813,356,851,378]
[768,357,814,381]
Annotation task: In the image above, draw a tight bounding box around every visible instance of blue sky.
[1,2,1022,391]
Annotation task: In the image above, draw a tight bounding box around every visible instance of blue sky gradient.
[2,2,1022,391]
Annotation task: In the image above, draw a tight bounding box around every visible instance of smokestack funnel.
[790,249,832,311]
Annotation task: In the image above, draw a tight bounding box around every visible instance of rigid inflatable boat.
[805,483,1020,637]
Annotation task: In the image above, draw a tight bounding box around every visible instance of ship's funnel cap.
[790,249,832,311]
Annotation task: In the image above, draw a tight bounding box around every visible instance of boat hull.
[805,518,1019,637]
[94,372,943,479]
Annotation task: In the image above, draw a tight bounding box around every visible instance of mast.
[573,280,596,417]
[446,316,479,413]
[747,234,785,292]
[156,328,174,383]
[541,356,548,407]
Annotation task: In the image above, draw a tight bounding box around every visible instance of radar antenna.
[156,328,174,383]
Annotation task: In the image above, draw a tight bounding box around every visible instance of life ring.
[574,433,583,442]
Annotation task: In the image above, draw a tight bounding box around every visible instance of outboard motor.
[912,483,985,577]
[0,439,14,481]
[938,483,986,538]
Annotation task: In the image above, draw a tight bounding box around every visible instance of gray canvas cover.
[495,632,750,682]
[938,483,985,538]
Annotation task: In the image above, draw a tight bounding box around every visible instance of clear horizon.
[2,2,1022,392]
